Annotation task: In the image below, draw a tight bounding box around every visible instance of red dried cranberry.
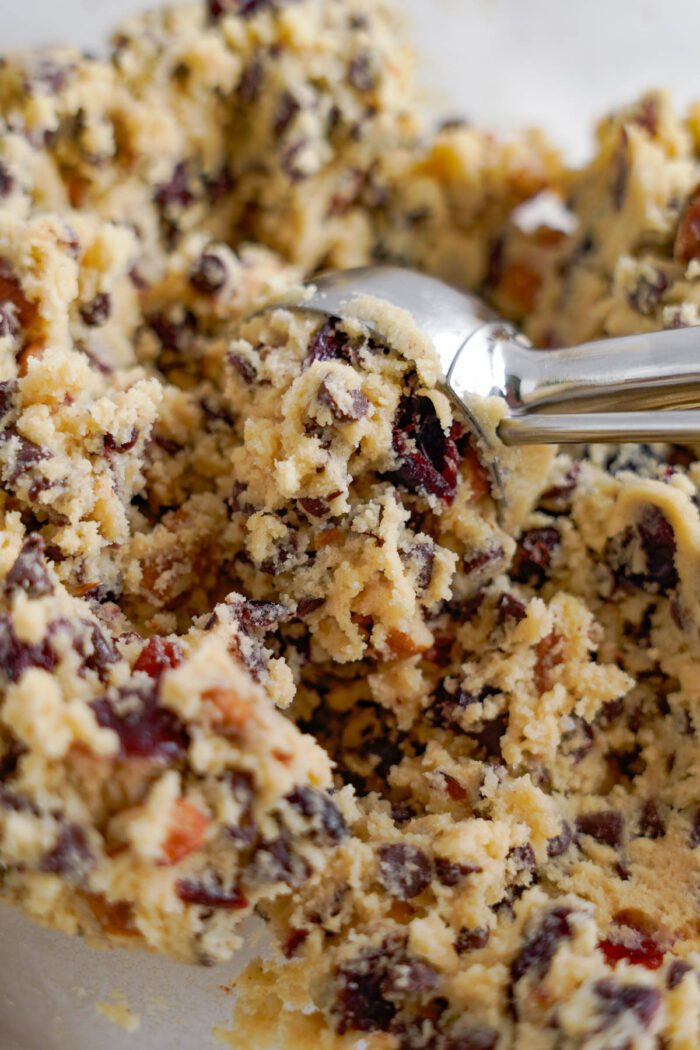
[510,527,559,587]
[593,978,661,1029]
[176,875,248,910]
[285,786,347,844]
[283,928,309,958]
[5,535,53,598]
[298,497,330,518]
[455,927,490,954]
[40,823,93,880]
[190,253,227,295]
[79,292,111,327]
[510,907,574,985]
[575,810,624,849]
[376,843,432,899]
[90,683,188,761]
[133,637,183,678]
[386,395,462,504]
[599,935,664,971]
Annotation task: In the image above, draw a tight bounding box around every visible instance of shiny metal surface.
[271,266,700,499]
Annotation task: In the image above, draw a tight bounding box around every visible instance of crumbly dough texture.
[3,2,700,1048]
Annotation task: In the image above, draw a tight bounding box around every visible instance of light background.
[2,1,700,1048]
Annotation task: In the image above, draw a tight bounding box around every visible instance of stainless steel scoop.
[273,266,700,496]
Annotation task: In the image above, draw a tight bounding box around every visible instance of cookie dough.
[2,3,700,1049]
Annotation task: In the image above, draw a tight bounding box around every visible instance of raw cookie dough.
[2,3,700,1050]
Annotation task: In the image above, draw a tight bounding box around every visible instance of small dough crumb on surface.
[3,3,700,1049]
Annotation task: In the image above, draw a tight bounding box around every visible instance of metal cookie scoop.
[273,266,700,497]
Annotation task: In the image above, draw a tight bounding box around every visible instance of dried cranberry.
[0,379,17,420]
[133,637,183,678]
[5,535,53,598]
[40,823,93,880]
[286,786,347,844]
[510,527,559,587]
[226,770,258,845]
[376,843,432,899]
[305,319,351,366]
[283,928,309,958]
[386,395,462,504]
[147,310,197,355]
[79,292,111,327]
[4,436,50,487]
[599,935,664,970]
[510,907,574,985]
[90,683,188,761]
[318,377,369,423]
[190,253,227,295]
[497,593,527,625]
[575,810,624,849]
[667,959,693,989]
[176,876,248,909]
[455,927,490,954]
[593,978,661,1029]
[0,614,56,682]
[77,621,118,678]
[546,821,573,858]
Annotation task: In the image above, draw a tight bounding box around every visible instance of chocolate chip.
[575,810,624,849]
[5,535,53,598]
[0,613,56,682]
[376,843,432,899]
[386,395,461,504]
[510,527,559,587]
[91,683,188,761]
[176,875,248,909]
[0,161,14,198]
[273,91,300,137]
[189,252,227,295]
[455,926,490,955]
[228,352,257,383]
[638,799,665,840]
[285,786,347,844]
[306,319,352,366]
[593,978,661,1029]
[318,376,369,423]
[40,823,93,880]
[496,593,527,625]
[79,292,111,327]
[667,959,693,990]
[435,857,481,887]
[348,53,376,92]
[546,821,573,858]
[510,907,573,986]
